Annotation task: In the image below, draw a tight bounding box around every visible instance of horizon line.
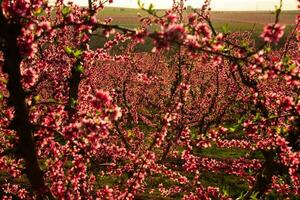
[102,5,299,11]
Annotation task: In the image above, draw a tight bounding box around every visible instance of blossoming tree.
[0,0,299,199]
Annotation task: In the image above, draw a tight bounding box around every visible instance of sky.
[71,0,299,10]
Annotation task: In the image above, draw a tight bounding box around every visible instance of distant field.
[97,7,297,28]
[211,11,297,25]
[91,8,298,50]
[210,11,297,36]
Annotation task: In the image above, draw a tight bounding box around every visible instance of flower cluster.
[261,23,285,43]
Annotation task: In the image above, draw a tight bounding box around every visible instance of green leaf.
[70,98,78,108]
[64,46,73,55]
[237,60,245,66]
[177,146,185,155]
[238,115,246,124]
[250,192,259,200]
[283,56,290,64]
[0,92,3,101]
[221,187,229,196]
[62,6,71,17]
[148,3,155,14]
[275,5,281,15]
[282,56,297,71]
[137,0,145,9]
[221,24,229,34]
[241,40,249,48]
[254,112,260,121]
[128,130,134,138]
[48,98,57,103]
[264,46,271,53]
[237,192,245,200]
[191,131,197,140]
[75,64,84,73]
[288,63,296,71]
[0,77,7,84]
[229,127,236,133]
[33,95,41,103]
[248,168,253,174]
[64,47,82,58]
[228,124,241,133]
[73,49,82,58]
[34,7,44,16]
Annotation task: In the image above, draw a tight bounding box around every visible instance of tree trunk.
[1,14,50,197]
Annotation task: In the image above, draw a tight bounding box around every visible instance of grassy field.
[97,7,297,27]
[91,8,297,51]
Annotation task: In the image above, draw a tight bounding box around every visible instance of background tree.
[0,0,299,199]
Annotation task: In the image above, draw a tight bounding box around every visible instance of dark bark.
[244,151,278,199]
[236,63,276,199]
[65,60,82,119]
[0,12,51,198]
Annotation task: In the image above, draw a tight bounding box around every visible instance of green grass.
[194,145,248,159]
[200,172,248,198]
